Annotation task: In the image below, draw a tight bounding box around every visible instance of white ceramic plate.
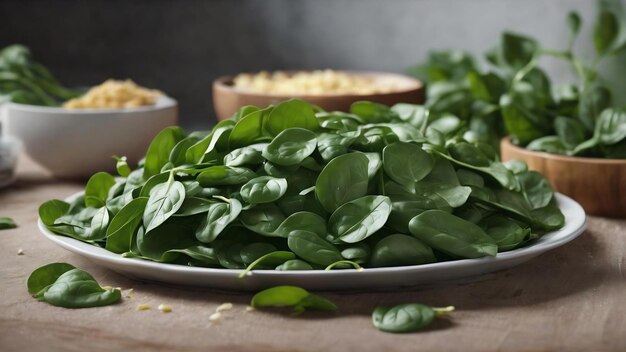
[39,193,586,291]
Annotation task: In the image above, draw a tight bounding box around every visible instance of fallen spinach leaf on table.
[372,303,455,333]
[0,217,16,230]
[251,285,337,313]
[27,263,121,308]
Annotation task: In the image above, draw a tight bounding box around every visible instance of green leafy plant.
[372,303,455,333]
[0,216,16,230]
[250,285,337,313]
[0,44,80,106]
[27,263,121,308]
[409,0,626,158]
[39,99,564,272]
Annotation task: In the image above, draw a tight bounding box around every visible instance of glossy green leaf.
[195,198,242,243]
[84,172,116,208]
[27,262,75,296]
[197,166,256,187]
[240,176,288,204]
[287,230,343,266]
[370,234,436,267]
[143,174,186,233]
[266,99,319,135]
[262,128,317,166]
[105,197,148,254]
[39,200,70,226]
[144,127,185,178]
[382,142,433,188]
[328,195,392,243]
[0,217,17,230]
[315,153,369,213]
[409,210,497,258]
[372,304,453,333]
[251,285,336,313]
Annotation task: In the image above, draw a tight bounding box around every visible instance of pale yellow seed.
[216,302,233,312]
[158,304,172,313]
[136,304,151,311]
[124,288,135,299]
[17,248,24,255]
[245,306,255,312]
[209,312,222,322]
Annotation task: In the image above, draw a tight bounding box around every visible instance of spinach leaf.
[409,210,497,258]
[315,153,369,213]
[228,107,274,148]
[197,166,256,186]
[27,263,121,308]
[518,171,554,209]
[137,216,200,261]
[275,259,313,271]
[39,200,70,226]
[27,262,76,296]
[144,127,185,178]
[0,217,17,230]
[143,173,186,233]
[328,195,392,243]
[240,176,288,204]
[174,197,215,217]
[479,214,531,251]
[317,132,359,161]
[287,230,343,266]
[185,120,235,164]
[195,197,242,243]
[105,197,148,254]
[370,234,436,267]
[223,143,267,167]
[382,142,433,188]
[84,172,116,208]
[266,99,319,135]
[414,157,472,208]
[262,128,317,166]
[113,156,131,177]
[372,304,454,333]
[165,245,219,266]
[251,285,336,313]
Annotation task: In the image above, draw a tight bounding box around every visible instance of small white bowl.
[1,96,177,179]
[0,135,22,188]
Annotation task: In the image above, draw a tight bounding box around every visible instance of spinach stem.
[324,260,364,271]
[433,306,456,316]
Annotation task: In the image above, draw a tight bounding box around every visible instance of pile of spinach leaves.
[39,98,564,272]
[408,0,626,158]
[0,44,80,106]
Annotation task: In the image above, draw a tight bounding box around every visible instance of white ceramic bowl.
[1,96,177,179]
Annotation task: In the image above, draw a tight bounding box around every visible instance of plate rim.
[38,192,587,279]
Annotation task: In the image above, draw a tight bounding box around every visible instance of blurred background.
[1,0,624,130]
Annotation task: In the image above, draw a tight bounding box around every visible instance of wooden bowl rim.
[213,70,424,99]
[501,137,626,165]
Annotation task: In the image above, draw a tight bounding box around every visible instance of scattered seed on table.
[17,248,24,255]
[136,304,151,311]
[158,304,172,313]
[209,312,222,322]
[216,302,233,312]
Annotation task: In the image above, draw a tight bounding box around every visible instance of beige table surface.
[1,158,625,352]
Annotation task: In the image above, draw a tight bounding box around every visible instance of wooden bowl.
[212,71,424,120]
[500,137,626,218]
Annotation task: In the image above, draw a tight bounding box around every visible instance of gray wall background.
[1,0,624,130]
